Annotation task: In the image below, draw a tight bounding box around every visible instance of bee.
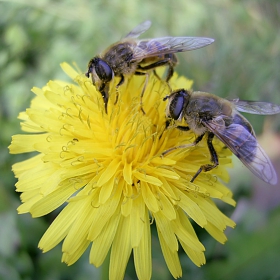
[85,20,214,113]
[162,89,280,185]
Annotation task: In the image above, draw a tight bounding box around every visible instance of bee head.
[86,57,113,88]
[164,89,190,120]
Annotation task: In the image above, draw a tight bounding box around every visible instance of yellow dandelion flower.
[9,63,236,280]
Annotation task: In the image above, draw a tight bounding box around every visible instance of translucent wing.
[203,116,277,185]
[124,20,152,38]
[231,99,280,115]
[132,36,215,60]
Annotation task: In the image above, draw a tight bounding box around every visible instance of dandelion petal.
[134,207,152,280]
[110,215,132,280]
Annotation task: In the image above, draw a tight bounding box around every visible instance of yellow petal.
[204,222,228,244]
[171,218,205,252]
[179,239,206,267]
[134,171,162,186]
[134,207,152,280]
[9,134,49,153]
[157,191,177,221]
[99,176,116,204]
[90,207,121,267]
[109,215,132,280]
[97,158,121,186]
[123,161,132,185]
[154,211,178,252]
[39,201,81,252]
[141,181,159,213]
[31,184,75,217]
[130,196,145,248]
[60,62,80,80]
[121,196,133,217]
[61,196,95,265]
[157,229,182,278]
[88,183,122,241]
[176,190,207,228]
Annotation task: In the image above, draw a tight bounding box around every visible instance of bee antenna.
[163,95,170,101]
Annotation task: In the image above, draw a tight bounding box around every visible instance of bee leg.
[165,64,174,83]
[140,73,149,114]
[135,71,149,114]
[165,54,177,82]
[139,58,176,94]
[161,129,200,157]
[114,74,125,105]
[153,69,161,80]
[137,60,171,71]
[153,67,173,92]
[176,125,191,132]
[165,120,171,129]
[117,74,125,87]
[138,54,177,79]
[102,93,109,114]
[158,119,172,141]
[191,132,218,183]
[164,120,188,131]
[99,83,109,114]
[152,66,173,83]
[149,54,177,82]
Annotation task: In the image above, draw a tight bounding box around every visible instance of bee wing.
[203,117,277,185]
[231,99,280,115]
[124,20,152,38]
[132,36,215,60]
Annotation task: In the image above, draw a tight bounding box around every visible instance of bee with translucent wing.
[86,21,214,113]
[162,89,280,185]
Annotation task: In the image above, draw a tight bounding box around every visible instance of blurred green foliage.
[1,0,280,279]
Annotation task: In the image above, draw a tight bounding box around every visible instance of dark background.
[1,1,280,279]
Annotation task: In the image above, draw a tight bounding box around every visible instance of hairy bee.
[86,21,214,113]
[163,89,280,185]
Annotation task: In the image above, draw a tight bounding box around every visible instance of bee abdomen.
[232,113,254,135]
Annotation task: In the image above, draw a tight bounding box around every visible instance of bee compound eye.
[170,93,185,120]
[95,59,113,82]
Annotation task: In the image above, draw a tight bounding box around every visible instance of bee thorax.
[185,115,207,135]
